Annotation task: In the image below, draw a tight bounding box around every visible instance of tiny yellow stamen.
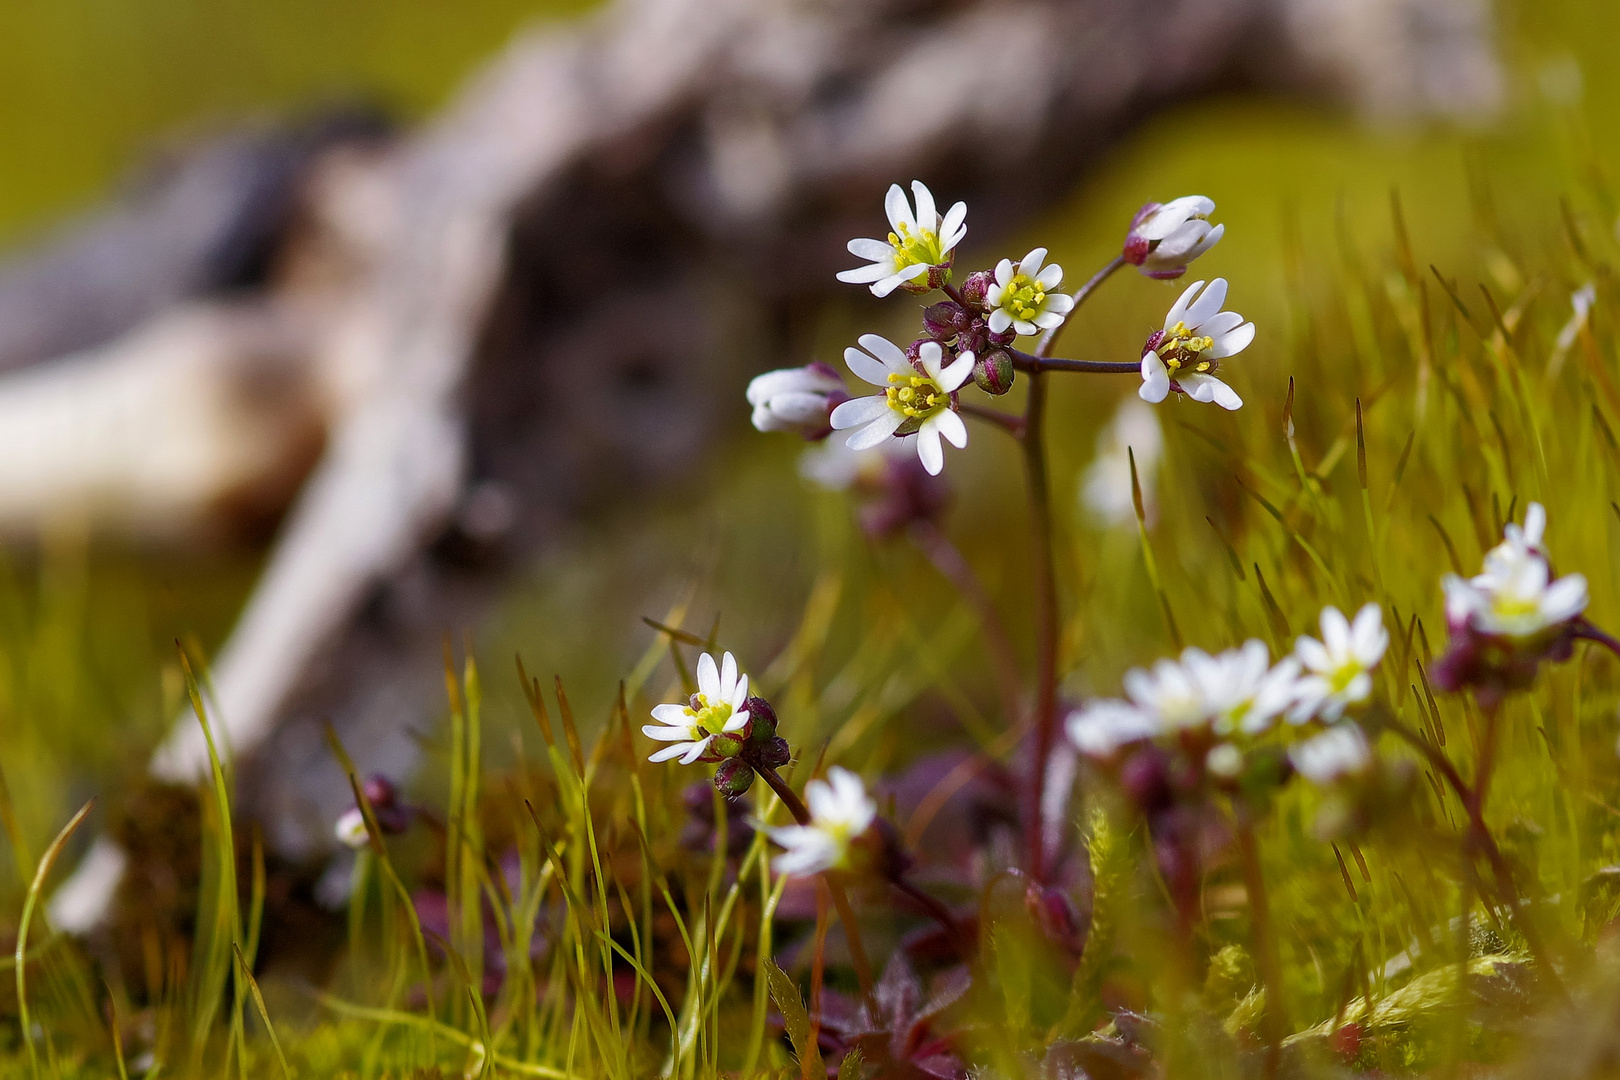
[885,371,948,419]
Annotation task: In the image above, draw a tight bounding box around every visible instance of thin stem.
[1234,812,1286,1079]
[907,520,1023,728]
[956,401,1025,437]
[1020,367,1062,883]
[1573,619,1620,660]
[1035,255,1126,358]
[1008,350,1140,376]
[941,282,969,308]
[757,765,876,1006]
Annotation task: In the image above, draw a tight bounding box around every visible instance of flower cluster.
[1067,602,1388,791]
[1434,503,1589,703]
[746,182,1239,484]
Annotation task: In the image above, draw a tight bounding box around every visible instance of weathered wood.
[30,0,1496,925]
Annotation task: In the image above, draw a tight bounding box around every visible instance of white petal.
[1320,607,1352,656]
[1524,503,1547,546]
[871,263,928,298]
[994,258,1015,287]
[1032,310,1068,330]
[1543,574,1589,622]
[1164,280,1204,331]
[847,237,894,260]
[697,652,720,700]
[679,739,711,765]
[1019,247,1048,278]
[987,309,1013,334]
[858,333,910,372]
[917,340,944,380]
[836,263,890,285]
[643,724,692,741]
[911,180,937,231]
[1295,637,1332,673]
[916,424,945,475]
[1177,374,1240,410]
[1043,292,1075,316]
[845,411,904,450]
[1013,319,1038,337]
[1139,354,1170,403]
[1185,278,1228,328]
[885,183,914,232]
[720,652,738,700]
[649,742,695,763]
[1351,604,1387,661]
[844,347,895,388]
[730,674,751,710]
[650,703,689,725]
[933,408,968,448]
[1036,262,1064,290]
[1198,311,1245,340]
[938,350,976,391]
[723,708,751,733]
[831,394,891,429]
[1209,322,1255,359]
[940,202,968,251]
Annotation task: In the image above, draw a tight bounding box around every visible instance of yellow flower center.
[1000,272,1048,321]
[1157,321,1216,375]
[886,221,945,270]
[885,372,949,420]
[683,694,733,739]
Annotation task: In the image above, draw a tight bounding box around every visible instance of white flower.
[985,247,1074,336]
[836,181,967,298]
[642,651,751,765]
[1066,699,1160,756]
[334,807,370,849]
[829,335,972,476]
[1138,278,1253,411]
[1124,196,1225,279]
[1188,640,1304,736]
[766,766,877,877]
[1081,399,1163,527]
[1442,502,1587,640]
[1288,722,1372,785]
[798,434,911,491]
[747,363,848,437]
[1290,604,1388,723]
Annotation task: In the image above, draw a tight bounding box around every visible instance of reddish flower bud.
[713,758,756,798]
[973,348,1015,395]
[958,269,995,310]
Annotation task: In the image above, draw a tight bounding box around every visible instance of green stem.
[1234,812,1286,1079]
[1020,367,1061,882]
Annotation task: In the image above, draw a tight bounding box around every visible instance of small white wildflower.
[1187,640,1304,736]
[1138,278,1253,411]
[797,435,911,491]
[985,247,1074,337]
[1291,604,1388,723]
[1066,699,1160,756]
[1124,196,1225,279]
[829,335,972,476]
[334,808,370,850]
[766,766,877,877]
[747,363,848,437]
[1442,502,1587,640]
[642,651,751,765]
[1289,722,1372,785]
[836,181,967,298]
[1081,399,1163,527]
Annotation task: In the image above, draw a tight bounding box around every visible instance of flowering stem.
[1035,255,1125,357]
[756,764,877,1005]
[1008,350,1140,376]
[1233,811,1287,1078]
[1019,366,1062,883]
[907,520,1024,727]
[956,401,1025,437]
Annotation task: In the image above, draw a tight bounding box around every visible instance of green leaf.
[761,958,823,1074]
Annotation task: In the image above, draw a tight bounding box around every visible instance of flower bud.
[713,758,756,798]
[973,348,1015,395]
[747,363,850,439]
[758,736,791,769]
[921,302,965,341]
[1024,882,1086,956]
[1123,196,1223,280]
[743,696,778,742]
[958,269,994,310]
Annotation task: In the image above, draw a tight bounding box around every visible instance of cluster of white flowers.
[1066,602,1387,786]
[1442,503,1588,642]
[744,183,1238,481]
[642,651,752,765]
[765,766,878,878]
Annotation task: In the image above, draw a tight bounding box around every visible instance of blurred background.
[0,0,1609,913]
